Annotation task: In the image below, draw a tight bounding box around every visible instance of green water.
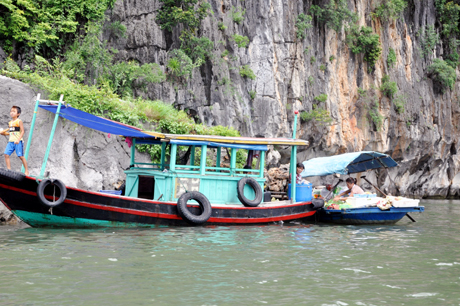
[0,200,459,305]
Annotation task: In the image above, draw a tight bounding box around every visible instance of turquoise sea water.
[0,200,459,305]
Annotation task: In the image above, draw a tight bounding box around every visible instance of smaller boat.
[301,151,424,225]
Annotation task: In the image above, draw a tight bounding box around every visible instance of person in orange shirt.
[1,106,29,175]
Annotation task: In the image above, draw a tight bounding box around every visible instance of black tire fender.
[0,168,25,182]
[177,191,212,225]
[37,179,67,207]
[312,198,325,209]
[237,177,263,207]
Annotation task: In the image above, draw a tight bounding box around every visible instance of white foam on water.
[377,266,383,269]
[340,268,371,274]
[108,258,118,262]
[25,282,34,285]
[407,292,438,297]
[61,257,71,259]
[257,280,268,284]
[385,284,405,289]
[260,260,269,263]
[436,263,453,266]
[151,255,156,257]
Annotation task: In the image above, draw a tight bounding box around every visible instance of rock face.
[103,0,460,199]
[0,75,151,221]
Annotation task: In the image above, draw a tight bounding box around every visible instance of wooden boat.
[301,152,425,225]
[0,96,320,228]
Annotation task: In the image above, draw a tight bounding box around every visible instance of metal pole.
[200,145,207,175]
[39,94,64,178]
[22,93,40,173]
[290,111,299,203]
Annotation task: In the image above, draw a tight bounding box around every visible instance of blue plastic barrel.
[287,183,313,202]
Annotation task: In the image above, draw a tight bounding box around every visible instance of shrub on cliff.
[310,0,358,33]
[346,25,382,70]
[427,58,457,92]
[373,0,407,21]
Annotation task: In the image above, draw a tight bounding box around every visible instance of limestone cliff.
[102,0,460,198]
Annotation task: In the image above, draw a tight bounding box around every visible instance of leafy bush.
[310,56,316,64]
[357,87,384,131]
[156,0,211,32]
[417,25,439,58]
[167,49,200,80]
[239,65,256,80]
[445,52,459,68]
[319,64,326,72]
[387,48,397,68]
[380,75,398,99]
[346,25,382,69]
[231,7,246,24]
[435,0,460,38]
[232,34,250,48]
[300,106,333,125]
[373,0,407,21]
[392,94,406,114]
[329,55,336,62]
[249,90,256,100]
[0,0,114,56]
[180,32,214,62]
[427,58,456,92]
[308,76,314,85]
[314,94,328,102]
[310,0,358,33]
[295,13,313,40]
[218,21,227,31]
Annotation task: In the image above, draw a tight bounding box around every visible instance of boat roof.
[300,151,398,177]
[40,105,309,149]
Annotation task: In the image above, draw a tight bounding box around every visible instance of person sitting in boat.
[290,163,310,185]
[333,177,364,201]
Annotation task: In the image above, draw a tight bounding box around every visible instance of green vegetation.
[295,13,313,40]
[310,0,358,33]
[231,6,246,24]
[156,0,211,32]
[310,56,316,64]
[0,0,115,56]
[308,76,314,86]
[1,57,239,162]
[435,0,460,39]
[445,52,459,68]
[249,90,256,100]
[314,94,328,102]
[239,65,256,80]
[358,87,384,131]
[232,34,250,48]
[417,25,439,58]
[427,58,456,92]
[368,102,385,131]
[373,0,407,21]
[218,21,227,31]
[167,49,200,81]
[300,106,333,125]
[392,94,406,114]
[346,25,382,70]
[380,75,398,99]
[387,47,397,68]
[319,64,326,72]
[329,55,336,62]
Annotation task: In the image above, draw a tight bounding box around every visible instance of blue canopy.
[300,151,398,177]
[39,105,157,139]
[170,139,268,151]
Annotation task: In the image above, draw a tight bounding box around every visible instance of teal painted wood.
[160,142,166,170]
[200,145,206,175]
[131,138,136,165]
[13,210,161,228]
[291,145,297,202]
[23,94,40,173]
[40,95,64,177]
[216,147,221,167]
[170,144,177,171]
[230,148,236,176]
[190,145,195,167]
[259,151,265,178]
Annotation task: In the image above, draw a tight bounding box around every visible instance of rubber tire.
[312,198,325,209]
[0,168,25,182]
[237,177,263,207]
[177,191,212,225]
[37,179,67,208]
[117,182,126,196]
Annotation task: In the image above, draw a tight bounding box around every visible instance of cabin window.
[138,176,155,199]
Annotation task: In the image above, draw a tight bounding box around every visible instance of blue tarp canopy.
[39,105,157,139]
[170,139,268,151]
[300,151,398,177]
